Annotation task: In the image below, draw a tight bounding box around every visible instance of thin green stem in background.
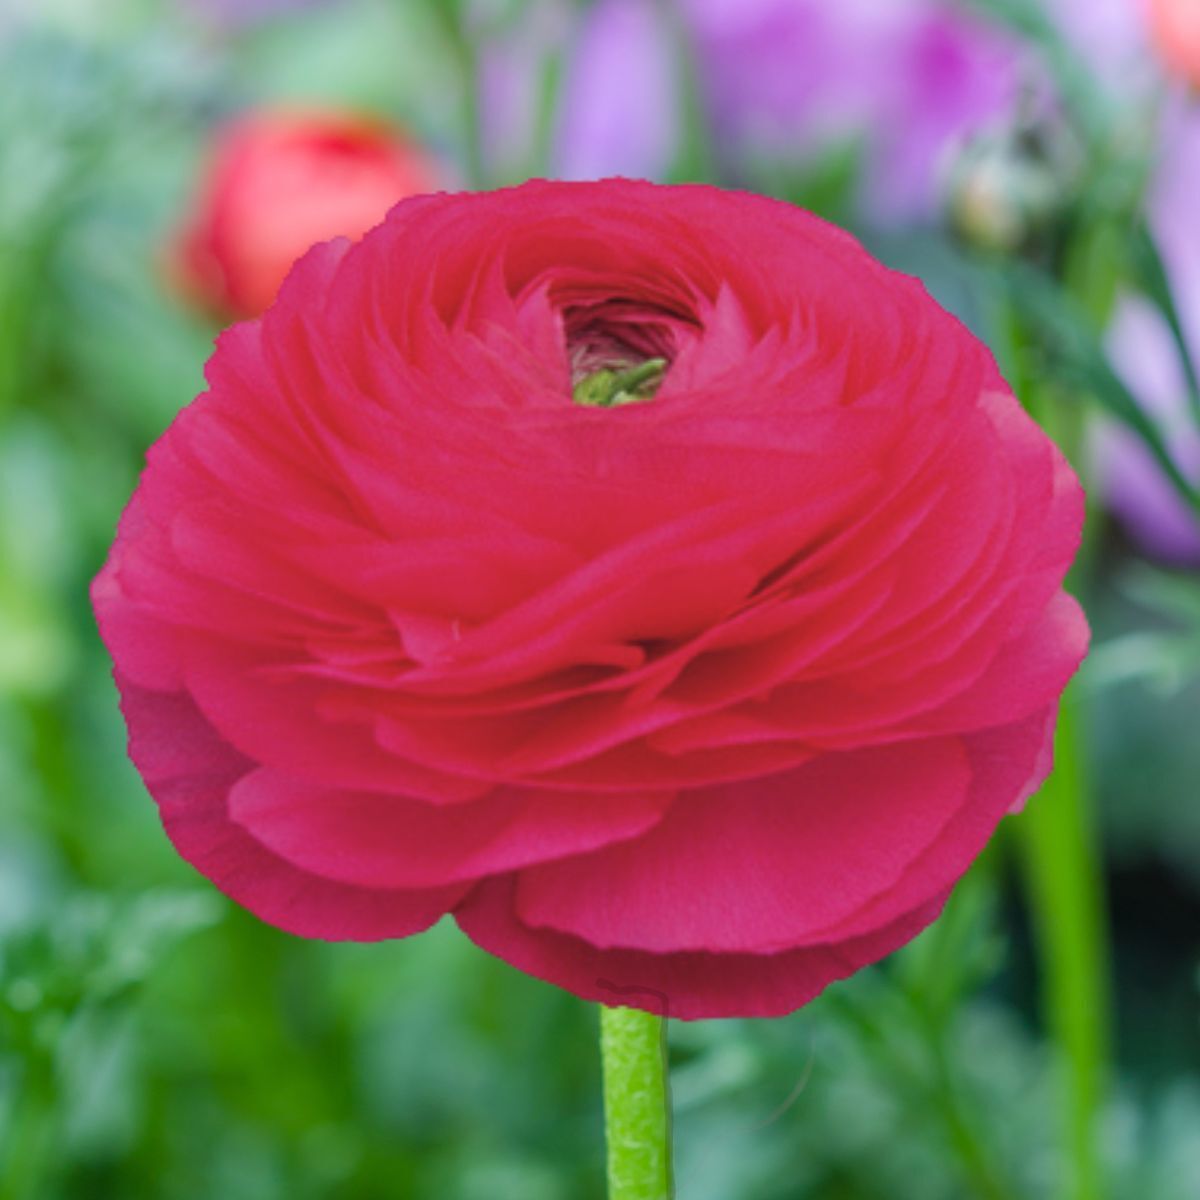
[417,0,486,188]
[0,1055,58,1200]
[450,25,485,190]
[659,0,716,184]
[895,854,1020,1200]
[600,1006,673,1200]
[1017,690,1110,1200]
[993,282,1112,1200]
[439,0,485,188]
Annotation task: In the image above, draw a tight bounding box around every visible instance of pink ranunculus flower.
[95,180,1087,1019]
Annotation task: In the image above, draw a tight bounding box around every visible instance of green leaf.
[996,261,1200,514]
[1128,222,1200,432]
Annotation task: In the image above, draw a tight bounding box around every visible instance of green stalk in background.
[420,0,486,189]
[1016,693,1110,1200]
[1000,294,1112,1200]
[0,1051,57,1200]
[600,1006,674,1200]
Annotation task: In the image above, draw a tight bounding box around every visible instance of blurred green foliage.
[1,3,1199,1199]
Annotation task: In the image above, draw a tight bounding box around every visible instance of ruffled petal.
[119,678,466,939]
[227,769,673,889]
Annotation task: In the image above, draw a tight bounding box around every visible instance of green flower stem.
[450,26,484,190]
[1001,278,1111,1200]
[1007,427,1109,1198]
[1016,693,1110,1200]
[599,1006,673,1200]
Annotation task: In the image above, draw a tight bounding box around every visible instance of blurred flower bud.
[947,101,1081,253]
[1147,0,1200,89]
[168,108,444,319]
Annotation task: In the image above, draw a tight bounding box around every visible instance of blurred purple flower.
[681,0,1021,223]
[492,0,1017,219]
[552,0,680,181]
[871,8,1022,222]
[1096,105,1200,564]
[479,0,679,183]
[478,1,572,180]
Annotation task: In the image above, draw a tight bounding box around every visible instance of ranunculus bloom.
[1147,0,1200,87]
[97,180,1087,1019]
[170,108,442,318]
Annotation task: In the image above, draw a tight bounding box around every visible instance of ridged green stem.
[600,1006,673,1200]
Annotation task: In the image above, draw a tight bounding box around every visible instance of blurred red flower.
[169,108,442,318]
[1148,0,1200,87]
[98,180,1087,1019]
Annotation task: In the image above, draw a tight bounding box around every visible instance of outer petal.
[227,769,673,889]
[510,736,972,953]
[92,559,186,692]
[456,877,951,1021]
[456,708,1057,1016]
[119,678,466,940]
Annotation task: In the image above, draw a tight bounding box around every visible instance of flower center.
[572,357,667,408]
[564,301,684,408]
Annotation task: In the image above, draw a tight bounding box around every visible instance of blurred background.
[2,0,1199,1197]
